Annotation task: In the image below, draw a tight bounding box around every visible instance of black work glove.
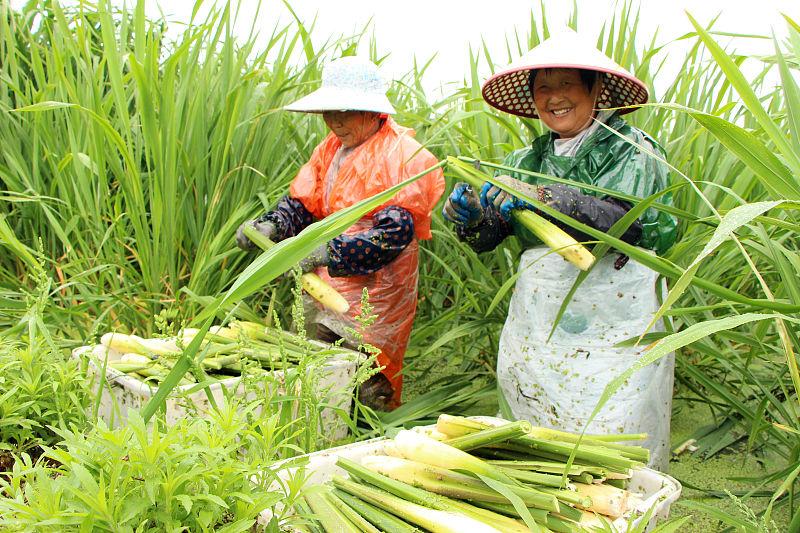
[235,219,277,251]
[540,183,643,245]
[480,177,643,246]
[298,243,330,273]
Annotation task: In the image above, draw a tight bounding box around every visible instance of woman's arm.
[258,196,316,241]
[539,184,643,244]
[326,205,415,276]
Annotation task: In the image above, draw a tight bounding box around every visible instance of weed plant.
[0,336,89,454]
[0,408,281,532]
[0,253,90,458]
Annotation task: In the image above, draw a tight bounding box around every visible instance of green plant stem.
[443,420,532,451]
[332,489,420,533]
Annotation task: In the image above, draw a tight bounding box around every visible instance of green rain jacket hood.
[501,113,677,254]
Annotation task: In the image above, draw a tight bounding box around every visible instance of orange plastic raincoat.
[290,118,444,405]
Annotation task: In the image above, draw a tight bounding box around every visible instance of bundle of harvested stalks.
[292,415,649,532]
[99,320,353,385]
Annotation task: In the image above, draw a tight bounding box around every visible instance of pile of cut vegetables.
[292,415,650,532]
[98,320,353,386]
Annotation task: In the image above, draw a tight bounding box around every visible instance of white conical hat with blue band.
[284,56,396,114]
[481,29,648,119]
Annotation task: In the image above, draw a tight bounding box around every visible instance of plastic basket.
[259,417,682,531]
[73,342,364,441]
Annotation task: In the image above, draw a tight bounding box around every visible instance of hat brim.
[284,87,396,114]
[480,31,649,119]
[482,65,648,119]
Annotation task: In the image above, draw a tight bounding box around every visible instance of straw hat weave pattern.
[482,30,649,118]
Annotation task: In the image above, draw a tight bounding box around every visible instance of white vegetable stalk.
[119,353,152,364]
[393,430,518,486]
[101,332,179,356]
[361,456,559,512]
[337,457,532,532]
[574,482,630,518]
[361,455,484,493]
[304,486,360,533]
[208,325,237,340]
[101,332,146,355]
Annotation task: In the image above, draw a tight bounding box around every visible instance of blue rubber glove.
[479,177,537,222]
[442,183,484,227]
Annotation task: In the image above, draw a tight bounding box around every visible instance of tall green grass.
[0,0,330,337]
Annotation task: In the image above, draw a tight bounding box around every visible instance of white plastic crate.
[260,417,682,531]
[73,342,364,441]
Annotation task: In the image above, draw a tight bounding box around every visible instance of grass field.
[1,0,799,530]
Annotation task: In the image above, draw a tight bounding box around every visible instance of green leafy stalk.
[332,490,420,533]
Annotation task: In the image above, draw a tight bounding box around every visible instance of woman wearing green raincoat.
[443,31,678,469]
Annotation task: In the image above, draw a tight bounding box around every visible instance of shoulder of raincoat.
[289,117,444,240]
[499,114,678,254]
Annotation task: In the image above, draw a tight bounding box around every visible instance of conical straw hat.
[284,56,396,114]
[481,29,648,118]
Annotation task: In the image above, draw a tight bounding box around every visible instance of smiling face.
[322,110,382,148]
[531,68,601,139]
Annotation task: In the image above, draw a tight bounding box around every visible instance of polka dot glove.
[327,205,414,277]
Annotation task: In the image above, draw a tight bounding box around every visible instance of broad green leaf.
[451,157,800,313]
[0,214,39,271]
[459,156,695,220]
[682,109,800,200]
[642,201,781,338]
[584,313,782,440]
[176,494,193,514]
[142,161,445,421]
[776,40,800,156]
[417,319,495,359]
[550,184,679,341]
[764,461,800,524]
[221,161,446,307]
[476,473,544,532]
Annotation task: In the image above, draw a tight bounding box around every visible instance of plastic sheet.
[291,118,444,404]
[497,246,674,470]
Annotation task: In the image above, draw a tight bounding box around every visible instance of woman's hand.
[479,175,540,221]
[442,183,484,227]
[298,243,330,273]
[235,219,277,250]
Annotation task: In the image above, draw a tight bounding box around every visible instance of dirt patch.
[0,445,62,483]
[0,450,14,473]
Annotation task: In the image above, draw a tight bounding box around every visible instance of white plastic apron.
[497,246,674,470]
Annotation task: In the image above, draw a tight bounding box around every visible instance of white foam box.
[73,342,364,441]
[260,417,682,531]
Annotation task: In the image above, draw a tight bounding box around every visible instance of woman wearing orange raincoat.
[236,56,445,410]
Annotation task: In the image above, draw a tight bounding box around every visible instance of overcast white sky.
[12,0,800,97]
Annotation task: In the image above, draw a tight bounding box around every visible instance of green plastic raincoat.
[501,114,677,253]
